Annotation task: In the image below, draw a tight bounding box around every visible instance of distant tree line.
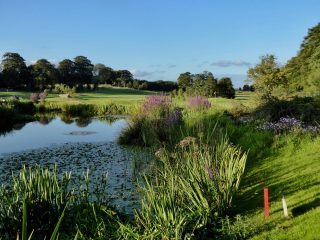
[0,52,178,92]
[177,71,236,98]
[239,84,254,91]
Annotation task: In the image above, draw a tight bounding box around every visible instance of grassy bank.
[2,89,319,238]
[234,133,320,239]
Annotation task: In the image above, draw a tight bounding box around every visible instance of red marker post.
[264,188,270,219]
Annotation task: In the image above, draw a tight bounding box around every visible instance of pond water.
[0,116,149,215]
[0,117,127,155]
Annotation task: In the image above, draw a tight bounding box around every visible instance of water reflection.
[0,116,127,155]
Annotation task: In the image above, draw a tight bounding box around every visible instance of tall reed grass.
[120,133,247,239]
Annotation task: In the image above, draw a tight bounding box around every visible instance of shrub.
[119,95,182,146]
[30,92,47,103]
[254,97,320,123]
[53,84,76,95]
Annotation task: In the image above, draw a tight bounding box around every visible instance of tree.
[177,72,192,91]
[32,59,58,90]
[74,56,93,89]
[93,64,115,84]
[247,54,286,101]
[58,59,75,87]
[1,52,27,89]
[0,71,3,88]
[217,77,235,98]
[285,23,320,94]
[205,72,217,97]
[116,70,133,86]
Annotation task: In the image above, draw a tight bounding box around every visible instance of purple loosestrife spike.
[187,96,211,111]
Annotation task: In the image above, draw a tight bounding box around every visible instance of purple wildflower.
[30,92,47,103]
[165,107,183,127]
[142,94,171,112]
[257,117,320,133]
[186,96,211,111]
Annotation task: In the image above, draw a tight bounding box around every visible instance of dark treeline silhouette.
[239,84,254,91]
[177,71,236,98]
[0,52,178,92]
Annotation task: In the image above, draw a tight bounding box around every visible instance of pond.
[0,116,150,215]
[0,116,127,155]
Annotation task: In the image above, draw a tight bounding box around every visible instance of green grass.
[0,87,255,107]
[0,86,155,106]
[209,91,256,111]
[235,134,320,239]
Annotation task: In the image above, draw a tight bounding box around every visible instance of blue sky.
[1,0,320,86]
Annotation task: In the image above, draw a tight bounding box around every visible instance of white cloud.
[210,60,251,68]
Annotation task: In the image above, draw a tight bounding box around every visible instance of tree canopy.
[284,23,320,94]
[177,71,235,98]
[0,52,178,92]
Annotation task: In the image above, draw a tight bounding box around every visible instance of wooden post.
[264,188,270,219]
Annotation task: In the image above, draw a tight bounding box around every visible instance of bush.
[254,97,320,123]
[53,84,76,95]
[118,95,182,146]
[30,92,47,103]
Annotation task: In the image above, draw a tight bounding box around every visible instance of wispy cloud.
[210,60,251,68]
[168,64,177,68]
[148,64,162,68]
[131,69,165,78]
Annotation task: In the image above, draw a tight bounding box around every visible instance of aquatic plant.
[0,165,119,239]
[120,135,247,239]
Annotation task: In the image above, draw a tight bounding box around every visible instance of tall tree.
[93,63,115,84]
[177,72,192,91]
[116,70,133,86]
[205,72,218,97]
[248,54,285,101]
[1,52,27,89]
[217,77,235,99]
[58,59,75,87]
[74,56,93,89]
[32,59,58,90]
[285,23,320,94]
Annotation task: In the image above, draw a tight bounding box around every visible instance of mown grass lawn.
[236,134,320,239]
[0,86,155,106]
[0,86,256,107]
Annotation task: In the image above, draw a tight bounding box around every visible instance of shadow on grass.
[292,198,320,217]
[94,87,153,96]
